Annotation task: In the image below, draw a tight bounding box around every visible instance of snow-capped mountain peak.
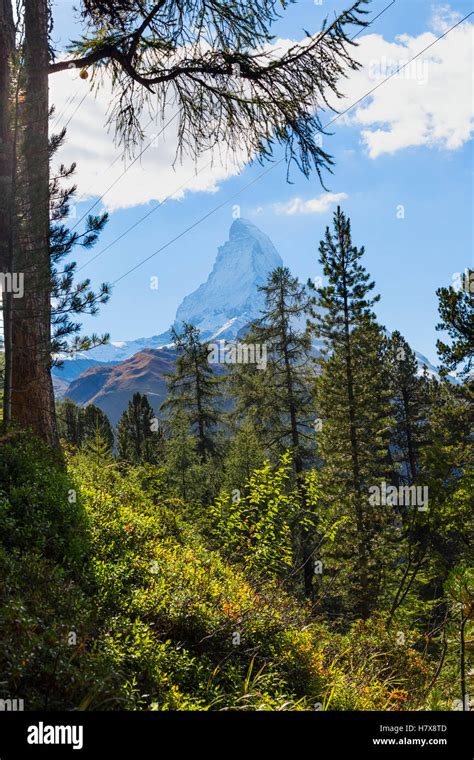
[80,218,283,365]
[173,217,283,337]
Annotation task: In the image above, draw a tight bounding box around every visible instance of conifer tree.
[117,392,162,464]
[163,411,206,502]
[386,331,429,484]
[230,266,315,594]
[83,404,114,451]
[436,269,473,379]
[309,207,393,618]
[162,323,220,460]
[232,267,315,464]
[57,398,84,447]
[222,421,266,498]
[387,379,473,629]
[57,399,114,451]
[82,427,114,466]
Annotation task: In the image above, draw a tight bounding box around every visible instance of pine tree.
[436,269,473,379]
[57,398,84,447]
[48,125,110,362]
[83,404,114,451]
[230,266,315,595]
[387,378,473,630]
[386,331,429,484]
[162,323,220,460]
[222,421,266,499]
[82,427,113,466]
[309,207,393,619]
[57,399,114,451]
[163,411,206,502]
[232,267,315,464]
[117,392,161,464]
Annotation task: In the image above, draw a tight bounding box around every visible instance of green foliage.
[210,452,342,590]
[117,392,164,464]
[49,126,110,359]
[162,411,213,504]
[57,399,114,451]
[162,323,221,460]
[211,452,302,580]
[230,266,314,465]
[436,269,473,378]
[309,208,394,618]
[222,421,266,496]
[0,432,93,709]
[0,432,434,711]
[1,210,470,713]
[386,330,429,483]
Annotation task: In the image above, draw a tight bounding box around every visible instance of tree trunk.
[0,0,15,427]
[460,612,467,711]
[11,0,58,445]
[339,230,370,619]
[401,387,417,482]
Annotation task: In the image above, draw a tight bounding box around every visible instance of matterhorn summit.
[173,217,283,340]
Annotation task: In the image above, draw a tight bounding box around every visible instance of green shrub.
[0,434,432,710]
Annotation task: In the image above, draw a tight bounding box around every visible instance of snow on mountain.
[54,217,447,392]
[55,218,283,375]
[173,218,283,338]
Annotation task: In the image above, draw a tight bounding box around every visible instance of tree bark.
[11,0,58,445]
[460,611,467,711]
[0,0,15,426]
[401,386,417,483]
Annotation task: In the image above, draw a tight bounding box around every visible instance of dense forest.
[0,0,472,713]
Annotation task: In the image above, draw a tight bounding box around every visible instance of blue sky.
[50,0,473,364]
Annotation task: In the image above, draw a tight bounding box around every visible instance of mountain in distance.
[62,217,447,424]
[64,218,283,368]
[66,348,176,427]
[64,218,284,421]
[173,217,283,339]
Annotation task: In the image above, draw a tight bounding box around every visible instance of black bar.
[0,711,472,758]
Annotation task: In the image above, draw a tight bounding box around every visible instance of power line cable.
[108,10,472,289]
[69,110,180,233]
[71,0,398,275]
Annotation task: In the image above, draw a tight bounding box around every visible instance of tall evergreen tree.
[309,207,393,619]
[2,0,368,443]
[387,378,473,631]
[232,267,315,463]
[162,323,220,460]
[436,269,473,379]
[57,398,84,447]
[83,404,114,451]
[117,392,162,464]
[386,331,429,485]
[230,266,315,594]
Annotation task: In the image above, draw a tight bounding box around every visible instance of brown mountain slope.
[66,348,176,426]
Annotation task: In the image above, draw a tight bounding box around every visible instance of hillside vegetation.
[0,431,468,711]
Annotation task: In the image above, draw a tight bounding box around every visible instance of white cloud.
[337,8,473,158]
[49,5,473,210]
[429,4,463,33]
[273,192,348,216]
[50,70,247,212]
